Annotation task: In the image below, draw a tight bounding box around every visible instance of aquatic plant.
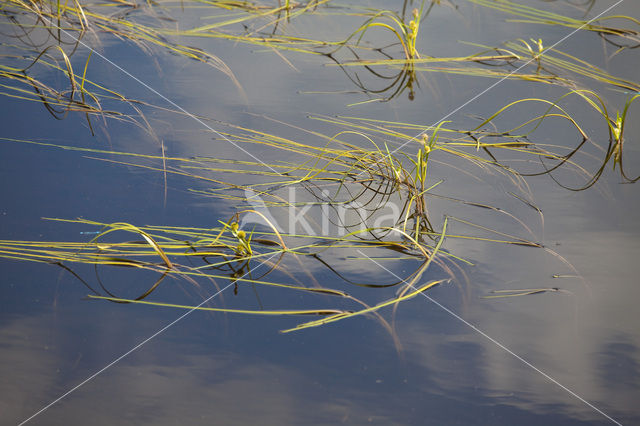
[0,0,245,133]
[0,212,457,341]
[1,0,638,340]
[465,0,640,47]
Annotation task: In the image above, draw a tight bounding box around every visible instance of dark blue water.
[1,0,639,424]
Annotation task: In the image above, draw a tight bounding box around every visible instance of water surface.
[1,0,639,424]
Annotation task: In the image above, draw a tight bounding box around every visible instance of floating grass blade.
[87,295,346,316]
[280,279,446,333]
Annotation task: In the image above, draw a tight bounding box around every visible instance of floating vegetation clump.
[466,0,640,47]
[0,214,454,339]
[1,0,638,337]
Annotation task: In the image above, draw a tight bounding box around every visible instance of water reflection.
[597,337,640,390]
[2,307,623,425]
[0,314,298,425]
[1,0,640,424]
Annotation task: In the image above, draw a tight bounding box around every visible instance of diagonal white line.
[17,2,627,424]
[51,19,282,176]
[384,0,626,156]
[356,248,622,425]
[17,10,292,425]
[16,14,287,423]
[18,252,279,425]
